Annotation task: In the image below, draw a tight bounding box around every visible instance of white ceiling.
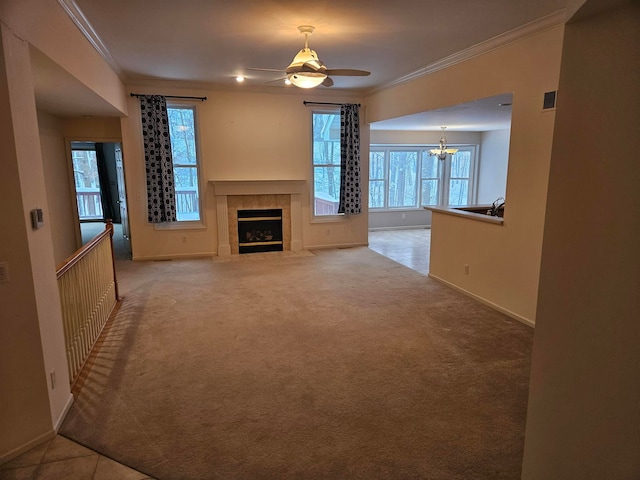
[32,0,571,127]
[371,93,513,131]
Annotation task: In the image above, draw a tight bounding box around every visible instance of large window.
[312,111,341,216]
[369,146,477,209]
[167,105,201,221]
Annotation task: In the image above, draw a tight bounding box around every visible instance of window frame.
[369,144,478,210]
[157,102,205,229]
[310,109,345,221]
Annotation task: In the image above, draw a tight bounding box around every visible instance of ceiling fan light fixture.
[284,26,328,89]
[288,48,323,70]
[287,71,326,88]
[286,47,326,88]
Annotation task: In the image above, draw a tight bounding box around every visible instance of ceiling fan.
[249,25,370,88]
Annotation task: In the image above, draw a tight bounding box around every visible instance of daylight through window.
[312,111,342,216]
[369,146,477,209]
[167,105,201,222]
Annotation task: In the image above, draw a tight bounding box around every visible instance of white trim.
[377,10,567,92]
[210,180,307,256]
[53,393,75,432]
[210,180,306,196]
[310,215,347,224]
[0,430,56,464]
[132,252,216,261]
[428,273,535,328]
[57,0,123,77]
[307,242,368,250]
[368,225,430,232]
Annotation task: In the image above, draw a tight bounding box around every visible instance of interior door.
[115,145,132,254]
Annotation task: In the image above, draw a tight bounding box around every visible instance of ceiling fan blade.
[265,77,288,85]
[286,62,325,75]
[322,77,334,87]
[247,67,285,73]
[324,68,370,76]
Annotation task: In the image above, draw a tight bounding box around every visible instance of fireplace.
[210,180,306,256]
[238,209,283,254]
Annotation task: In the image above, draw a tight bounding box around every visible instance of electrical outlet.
[464,264,470,275]
[0,262,8,283]
[402,213,406,219]
[50,370,56,390]
[326,229,331,236]
[182,236,187,244]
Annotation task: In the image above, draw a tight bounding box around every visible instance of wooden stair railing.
[56,220,120,386]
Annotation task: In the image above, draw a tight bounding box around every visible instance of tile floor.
[0,435,153,480]
[0,228,427,480]
[368,227,431,275]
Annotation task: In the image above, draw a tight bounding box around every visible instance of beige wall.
[0,24,70,461]
[38,110,78,265]
[0,0,126,116]
[0,0,127,461]
[367,26,565,324]
[522,1,640,477]
[62,117,122,141]
[121,86,368,260]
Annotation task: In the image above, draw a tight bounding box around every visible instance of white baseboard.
[53,393,74,432]
[306,242,368,250]
[369,225,431,232]
[0,429,56,464]
[428,273,535,328]
[132,252,216,261]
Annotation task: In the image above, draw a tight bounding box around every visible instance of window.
[389,150,418,208]
[71,144,103,220]
[312,111,341,216]
[369,150,385,209]
[369,146,476,209]
[447,149,472,206]
[167,105,201,221]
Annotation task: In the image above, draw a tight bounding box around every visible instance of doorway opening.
[71,141,131,258]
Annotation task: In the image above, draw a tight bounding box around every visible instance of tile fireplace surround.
[210,180,306,256]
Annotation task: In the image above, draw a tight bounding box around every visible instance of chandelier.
[429,127,458,161]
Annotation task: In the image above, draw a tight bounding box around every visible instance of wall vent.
[543,91,557,110]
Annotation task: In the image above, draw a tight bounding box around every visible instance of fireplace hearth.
[238,209,283,254]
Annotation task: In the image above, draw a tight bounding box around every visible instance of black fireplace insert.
[237,209,283,254]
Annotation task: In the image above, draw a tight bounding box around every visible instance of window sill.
[311,214,346,224]
[153,221,206,231]
[370,207,428,212]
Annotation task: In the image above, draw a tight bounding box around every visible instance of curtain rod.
[130,93,207,101]
[303,101,361,107]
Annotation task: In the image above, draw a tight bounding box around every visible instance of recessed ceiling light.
[236,75,245,83]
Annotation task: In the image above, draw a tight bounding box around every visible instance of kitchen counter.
[425,205,504,225]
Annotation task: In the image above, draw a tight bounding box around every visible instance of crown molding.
[57,0,123,77]
[376,9,568,93]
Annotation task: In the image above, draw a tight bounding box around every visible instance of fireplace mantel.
[210,180,306,256]
[210,179,306,196]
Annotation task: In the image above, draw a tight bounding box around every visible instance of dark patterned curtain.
[338,104,362,215]
[139,95,177,223]
[94,143,114,221]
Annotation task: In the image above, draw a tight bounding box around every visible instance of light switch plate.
[31,208,44,229]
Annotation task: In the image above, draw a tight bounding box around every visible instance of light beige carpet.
[61,247,533,480]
